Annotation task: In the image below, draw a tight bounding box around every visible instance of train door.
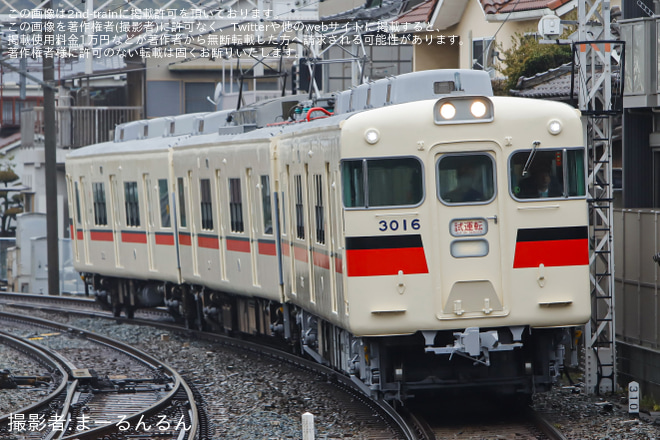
[246,168,259,286]
[67,177,79,262]
[322,163,337,311]
[79,177,91,265]
[304,164,314,302]
[435,148,504,318]
[143,174,156,271]
[215,170,227,281]
[109,175,122,268]
[188,171,199,276]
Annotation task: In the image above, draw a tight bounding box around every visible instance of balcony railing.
[20,106,143,149]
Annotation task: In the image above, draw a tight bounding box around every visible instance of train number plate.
[450,219,487,236]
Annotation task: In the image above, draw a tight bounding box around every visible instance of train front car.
[339,77,590,400]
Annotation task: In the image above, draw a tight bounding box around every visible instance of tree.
[497,32,573,93]
[0,159,23,237]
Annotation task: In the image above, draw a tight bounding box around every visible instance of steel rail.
[0,311,200,440]
[0,294,420,439]
[0,330,72,425]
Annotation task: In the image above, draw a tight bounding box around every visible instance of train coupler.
[421,327,523,366]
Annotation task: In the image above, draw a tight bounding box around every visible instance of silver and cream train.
[65,69,590,401]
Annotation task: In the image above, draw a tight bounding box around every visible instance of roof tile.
[396,0,437,24]
[480,0,569,15]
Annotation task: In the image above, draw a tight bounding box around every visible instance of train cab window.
[124,181,141,227]
[437,154,495,204]
[341,157,423,208]
[92,182,108,226]
[510,149,586,200]
[177,177,187,228]
[229,178,244,232]
[158,179,171,228]
[200,179,213,230]
[260,175,273,235]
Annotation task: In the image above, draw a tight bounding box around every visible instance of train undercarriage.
[84,273,577,402]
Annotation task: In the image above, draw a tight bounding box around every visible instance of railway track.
[0,311,202,440]
[0,292,567,440]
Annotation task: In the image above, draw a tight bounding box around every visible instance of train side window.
[158,179,171,228]
[341,157,423,208]
[314,174,325,244]
[177,177,187,228]
[260,175,273,235]
[294,174,305,239]
[200,178,213,230]
[229,178,244,232]
[124,181,141,227]
[510,148,586,200]
[74,182,82,225]
[438,154,495,204]
[92,182,108,226]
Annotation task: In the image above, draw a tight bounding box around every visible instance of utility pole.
[43,0,59,296]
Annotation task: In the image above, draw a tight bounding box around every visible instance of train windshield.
[437,154,495,204]
[510,148,585,199]
[341,157,423,208]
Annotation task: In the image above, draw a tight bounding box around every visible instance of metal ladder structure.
[573,0,623,394]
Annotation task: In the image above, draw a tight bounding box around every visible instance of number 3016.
[379,219,420,232]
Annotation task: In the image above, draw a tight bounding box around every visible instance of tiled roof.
[395,0,437,24]
[510,63,575,99]
[480,0,571,15]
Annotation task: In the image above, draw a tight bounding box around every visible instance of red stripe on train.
[227,238,250,253]
[198,235,219,249]
[155,234,175,246]
[293,245,308,263]
[179,233,192,246]
[313,251,330,270]
[121,231,147,244]
[513,239,589,268]
[76,230,83,240]
[90,231,113,242]
[335,257,343,274]
[258,241,277,256]
[346,247,428,277]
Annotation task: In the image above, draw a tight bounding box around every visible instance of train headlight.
[470,101,487,118]
[434,96,493,125]
[439,103,457,120]
[548,119,562,135]
[364,128,380,144]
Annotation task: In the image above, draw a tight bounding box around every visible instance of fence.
[20,106,143,149]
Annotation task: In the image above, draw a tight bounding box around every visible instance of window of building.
[261,175,273,234]
[314,174,325,244]
[510,149,586,200]
[229,178,244,232]
[185,82,216,114]
[437,154,495,204]
[92,182,108,226]
[342,157,423,208]
[472,37,495,71]
[124,181,140,227]
[200,178,213,230]
[159,179,170,228]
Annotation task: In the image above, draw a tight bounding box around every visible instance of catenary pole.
[43,0,59,296]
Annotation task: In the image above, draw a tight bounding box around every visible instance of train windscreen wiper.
[522,141,541,177]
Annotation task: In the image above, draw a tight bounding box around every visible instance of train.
[65,69,590,401]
